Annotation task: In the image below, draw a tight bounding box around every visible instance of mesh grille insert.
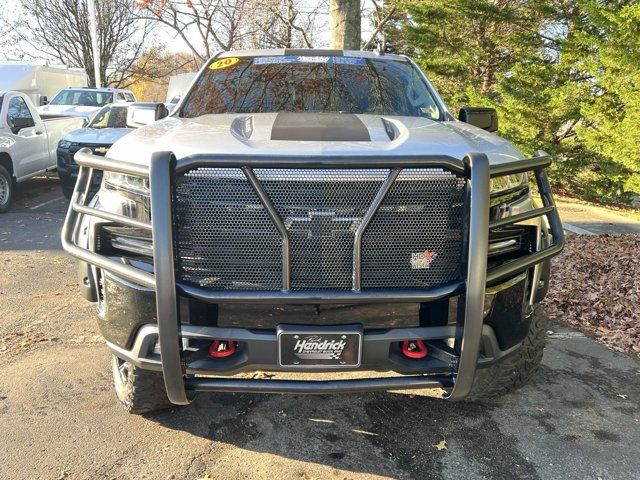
[361,169,466,288]
[173,166,466,291]
[174,168,281,290]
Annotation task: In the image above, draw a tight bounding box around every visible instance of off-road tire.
[111,355,174,414]
[0,165,14,213]
[467,304,547,400]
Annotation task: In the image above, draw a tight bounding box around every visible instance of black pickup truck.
[62,49,563,413]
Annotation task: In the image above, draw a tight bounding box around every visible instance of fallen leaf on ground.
[433,439,447,451]
[543,234,639,358]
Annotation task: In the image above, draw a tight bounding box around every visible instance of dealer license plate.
[277,326,362,368]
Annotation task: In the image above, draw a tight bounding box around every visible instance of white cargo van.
[0,63,88,107]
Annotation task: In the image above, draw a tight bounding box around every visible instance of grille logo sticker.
[293,335,347,360]
[411,249,437,269]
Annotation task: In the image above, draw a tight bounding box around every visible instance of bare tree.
[138,0,326,60]
[329,0,360,50]
[362,1,397,51]
[138,0,258,61]
[4,0,154,87]
[130,49,200,101]
[251,0,327,49]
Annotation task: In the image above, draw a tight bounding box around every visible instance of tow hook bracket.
[401,340,428,359]
[209,339,237,358]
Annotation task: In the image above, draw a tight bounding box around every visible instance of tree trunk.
[329,0,361,50]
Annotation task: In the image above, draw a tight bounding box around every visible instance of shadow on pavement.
[143,333,640,479]
[146,387,535,479]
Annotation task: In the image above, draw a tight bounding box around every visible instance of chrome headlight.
[103,172,149,197]
[101,172,150,221]
[490,173,528,195]
[58,139,73,149]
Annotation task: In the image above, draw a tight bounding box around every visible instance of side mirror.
[458,107,498,132]
[10,117,35,134]
[40,96,49,106]
[126,102,169,128]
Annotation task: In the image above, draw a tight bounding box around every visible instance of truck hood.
[38,104,102,120]
[64,127,133,145]
[107,112,526,167]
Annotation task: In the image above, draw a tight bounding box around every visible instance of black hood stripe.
[271,112,371,142]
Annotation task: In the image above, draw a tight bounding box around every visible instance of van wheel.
[0,165,14,213]
[111,355,176,414]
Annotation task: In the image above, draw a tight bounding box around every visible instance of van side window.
[116,93,126,102]
[124,92,135,102]
[7,96,34,128]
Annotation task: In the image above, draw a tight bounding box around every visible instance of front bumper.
[62,150,564,402]
[57,147,103,194]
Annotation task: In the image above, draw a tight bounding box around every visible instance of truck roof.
[215,49,407,62]
[58,87,131,93]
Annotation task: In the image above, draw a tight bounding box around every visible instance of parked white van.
[0,63,88,107]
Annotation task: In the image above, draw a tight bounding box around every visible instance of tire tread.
[467,305,547,400]
[112,356,174,414]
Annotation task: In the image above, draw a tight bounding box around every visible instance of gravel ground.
[1,177,639,480]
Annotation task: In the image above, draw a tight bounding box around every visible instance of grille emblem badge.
[411,249,437,269]
[286,211,358,239]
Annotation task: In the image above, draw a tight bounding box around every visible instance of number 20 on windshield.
[210,58,240,70]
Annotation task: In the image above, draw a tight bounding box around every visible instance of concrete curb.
[563,222,595,235]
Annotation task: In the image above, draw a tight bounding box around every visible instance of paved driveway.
[557,198,640,235]
[1,177,639,480]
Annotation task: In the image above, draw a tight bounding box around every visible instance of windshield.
[50,89,114,107]
[89,105,129,129]
[181,56,442,120]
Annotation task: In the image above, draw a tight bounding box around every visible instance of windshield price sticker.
[210,57,240,70]
[253,56,366,66]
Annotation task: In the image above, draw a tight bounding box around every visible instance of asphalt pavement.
[0,176,639,480]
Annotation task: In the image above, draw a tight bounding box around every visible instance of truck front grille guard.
[62,149,564,403]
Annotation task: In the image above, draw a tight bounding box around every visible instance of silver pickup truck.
[0,91,83,212]
[62,50,564,414]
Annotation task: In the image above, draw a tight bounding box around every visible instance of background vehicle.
[0,62,88,107]
[57,104,135,200]
[38,87,136,125]
[164,95,181,114]
[0,91,83,212]
[165,72,196,104]
[62,50,563,413]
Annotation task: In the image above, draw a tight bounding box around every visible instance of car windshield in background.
[181,56,442,120]
[50,90,114,107]
[89,106,129,129]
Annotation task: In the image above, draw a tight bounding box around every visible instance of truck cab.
[0,91,83,211]
[38,87,136,125]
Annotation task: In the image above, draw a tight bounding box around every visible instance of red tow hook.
[401,340,428,359]
[209,339,237,358]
